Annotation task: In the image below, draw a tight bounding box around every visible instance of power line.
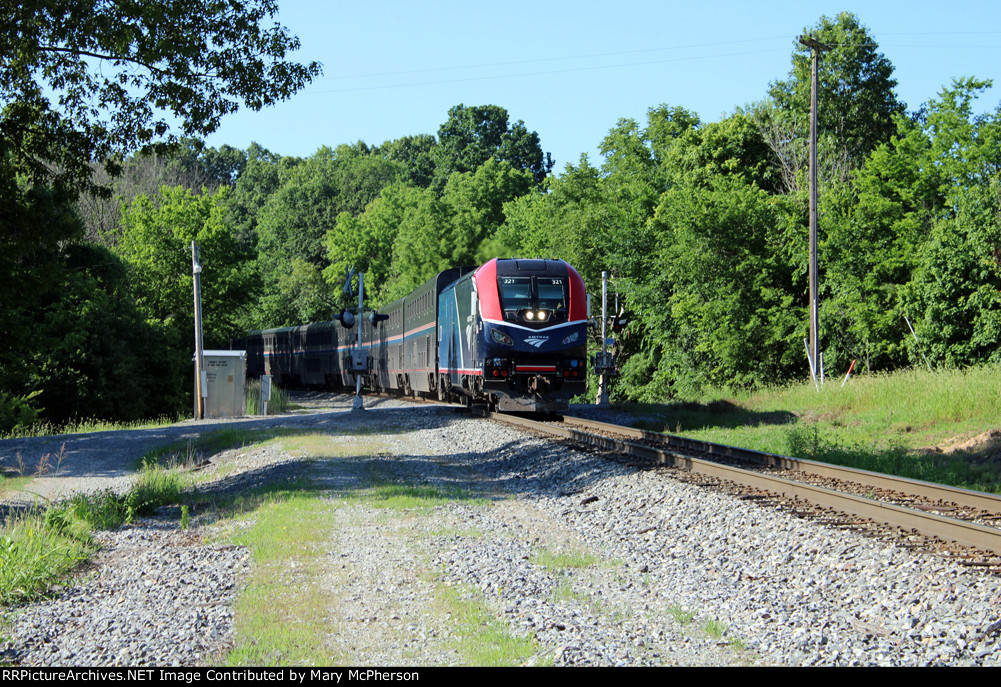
[317,36,793,82]
[317,31,1001,84]
[306,48,788,95]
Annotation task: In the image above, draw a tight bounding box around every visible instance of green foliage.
[245,379,291,416]
[0,512,93,605]
[0,0,320,196]
[118,185,255,347]
[255,147,404,325]
[769,12,904,167]
[824,78,1001,371]
[323,183,423,306]
[433,104,552,189]
[29,244,183,425]
[0,460,186,605]
[377,134,439,188]
[335,159,534,304]
[624,176,800,398]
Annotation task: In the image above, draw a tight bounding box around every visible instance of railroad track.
[475,410,1001,567]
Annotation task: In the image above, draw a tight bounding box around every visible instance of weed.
[531,547,599,571]
[245,379,291,416]
[437,584,542,666]
[703,618,727,639]
[0,460,189,604]
[181,505,190,530]
[669,604,695,625]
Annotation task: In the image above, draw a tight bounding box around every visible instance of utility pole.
[799,34,830,382]
[192,241,205,420]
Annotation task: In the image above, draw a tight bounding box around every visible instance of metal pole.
[353,272,365,410]
[192,241,205,420]
[800,34,829,384]
[596,271,610,407]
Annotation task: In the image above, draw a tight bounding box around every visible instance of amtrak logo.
[524,336,549,348]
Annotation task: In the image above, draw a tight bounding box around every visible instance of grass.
[618,365,1001,493]
[668,603,695,625]
[530,546,599,571]
[213,429,511,666]
[0,464,186,605]
[703,618,728,639]
[223,490,341,666]
[437,585,543,666]
[1,415,177,440]
[244,378,292,416]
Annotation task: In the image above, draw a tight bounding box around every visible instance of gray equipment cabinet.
[193,350,247,418]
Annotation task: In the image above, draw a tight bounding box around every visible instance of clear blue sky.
[204,0,1001,171]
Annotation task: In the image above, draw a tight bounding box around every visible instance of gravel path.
[3,395,1000,666]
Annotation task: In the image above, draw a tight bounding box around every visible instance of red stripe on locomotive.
[474,258,503,321]
[566,263,587,322]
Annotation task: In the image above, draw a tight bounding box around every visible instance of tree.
[823,78,1001,371]
[377,134,439,188]
[1,0,320,196]
[628,176,800,398]
[377,160,534,302]
[254,147,404,326]
[769,12,904,170]
[433,104,552,189]
[324,183,423,306]
[117,185,255,348]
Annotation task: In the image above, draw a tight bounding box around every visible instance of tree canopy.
[0,0,321,194]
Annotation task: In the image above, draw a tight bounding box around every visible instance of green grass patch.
[617,365,1001,492]
[703,618,727,639]
[437,585,543,666]
[531,546,599,571]
[668,603,695,625]
[245,379,291,416]
[1,415,177,440]
[0,509,94,605]
[223,490,341,666]
[0,462,187,605]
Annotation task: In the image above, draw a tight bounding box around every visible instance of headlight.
[562,331,579,345]
[536,310,550,322]
[491,329,513,345]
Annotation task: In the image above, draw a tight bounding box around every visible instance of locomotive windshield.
[537,279,566,311]
[499,277,533,310]
[499,276,568,324]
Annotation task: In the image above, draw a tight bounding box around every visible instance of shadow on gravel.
[1,403,625,516]
[0,406,397,480]
[616,399,796,434]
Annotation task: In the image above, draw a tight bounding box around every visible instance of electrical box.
[349,350,369,373]
[592,351,617,375]
[193,350,246,418]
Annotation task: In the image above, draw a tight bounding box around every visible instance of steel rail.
[481,411,1001,557]
[559,415,1001,516]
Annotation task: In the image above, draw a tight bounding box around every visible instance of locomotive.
[235,258,589,412]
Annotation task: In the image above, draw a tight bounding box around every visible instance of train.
[233,258,590,412]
